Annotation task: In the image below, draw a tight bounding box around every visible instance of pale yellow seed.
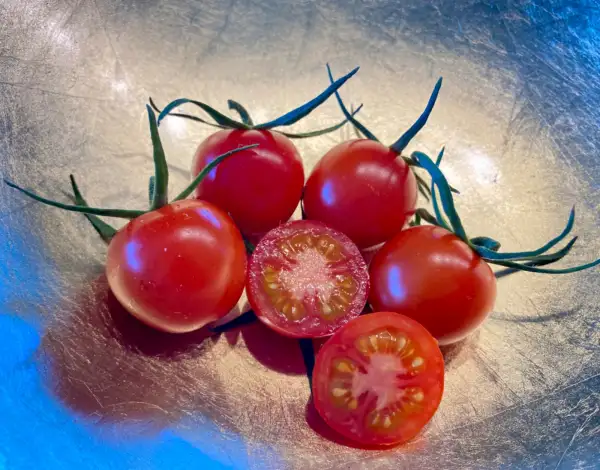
[383,416,392,428]
[369,335,379,351]
[268,283,280,290]
[322,303,333,315]
[371,413,380,426]
[332,388,347,398]
[335,361,353,373]
[412,357,424,368]
[347,398,358,410]
[357,337,369,354]
[413,391,424,402]
[396,336,407,351]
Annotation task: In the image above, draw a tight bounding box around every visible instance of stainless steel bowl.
[1,1,598,468]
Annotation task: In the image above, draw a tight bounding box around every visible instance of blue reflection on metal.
[321,181,335,207]
[387,266,406,302]
[125,240,143,273]
[199,207,221,229]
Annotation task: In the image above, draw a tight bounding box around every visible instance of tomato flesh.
[369,225,497,345]
[247,220,369,338]
[312,312,444,446]
[106,200,247,333]
[303,139,418,249]
[192,129,305,236]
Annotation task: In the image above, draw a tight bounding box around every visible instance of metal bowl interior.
[0,1,599,468]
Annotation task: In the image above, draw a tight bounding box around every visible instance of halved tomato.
[247,220,369,338]
[312,312,444,446]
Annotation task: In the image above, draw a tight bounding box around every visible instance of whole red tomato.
[302,139,417,249]
[192,129,304,237]
[106,199,247,333]
[369,225,497,345]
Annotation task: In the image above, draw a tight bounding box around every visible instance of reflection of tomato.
[369,226,497,345]
[303,140,417,249]
[192,129,305,236]
[312,312,444,447]
[106,200,246,333]
[247,220,369,338]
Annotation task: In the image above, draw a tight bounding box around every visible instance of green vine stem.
[151,66,362,139]
[326,64,457,201]
[410,150,600,274]
[5,107,259,241]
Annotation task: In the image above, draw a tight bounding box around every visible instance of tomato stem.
[147,105,169,210]
[277,104,363,139]
[172,144,259,201]
[298,338,316,391]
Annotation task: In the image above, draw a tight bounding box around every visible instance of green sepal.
[470,236,501,252]
[390,78,442,154]
[412,150,468,241]
[147,105,169,210]
[149,97,225,130]
[69,175,118,243]
[278,104,364,139]
[325,64,379,142]
[227,99,254,126]
[157,98,249,129]
[5,180,144,219]
[254,66,359,129]
[474,207,576,261]
[148,176,155,207]
[173,144,259,201]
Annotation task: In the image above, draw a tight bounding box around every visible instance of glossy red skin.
[192,129,305,236]
[312,312,445,447]
[369,226,497,345]
[106,200,247,333]
[247,220,370,338]
[303,139,418,249]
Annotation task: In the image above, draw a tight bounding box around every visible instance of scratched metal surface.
[0,0,599,468]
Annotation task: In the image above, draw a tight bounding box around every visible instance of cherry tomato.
[247,220,369,338]
[369,225,497,345]
[312,312,444,446]
[106,199,246,333]
[303,139,417,249]
[192,129,305,236]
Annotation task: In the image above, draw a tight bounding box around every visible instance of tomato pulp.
[303,139,418,249]
[312,312,444,446]
[247,220,369,338]
[106,200,247,333]
[369,225,497,345]
[192,129,305,237]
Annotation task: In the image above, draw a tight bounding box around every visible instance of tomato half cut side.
[247,220,369,338]
[312,312,444,447]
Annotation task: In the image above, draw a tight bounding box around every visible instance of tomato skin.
[369,225,497,345]
[192,129,305,236]
[312,312,444,447]
[303,139,418,249]
[106,200,246,333]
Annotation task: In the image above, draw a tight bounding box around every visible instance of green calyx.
[149,66,362,139]
[325,64,454,203]
[5,106,258,243]
[410,149,600,274]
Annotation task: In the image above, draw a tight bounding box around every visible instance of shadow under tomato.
[239,320,308,375]
[439,330,480,369]
[37,275,232,438]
